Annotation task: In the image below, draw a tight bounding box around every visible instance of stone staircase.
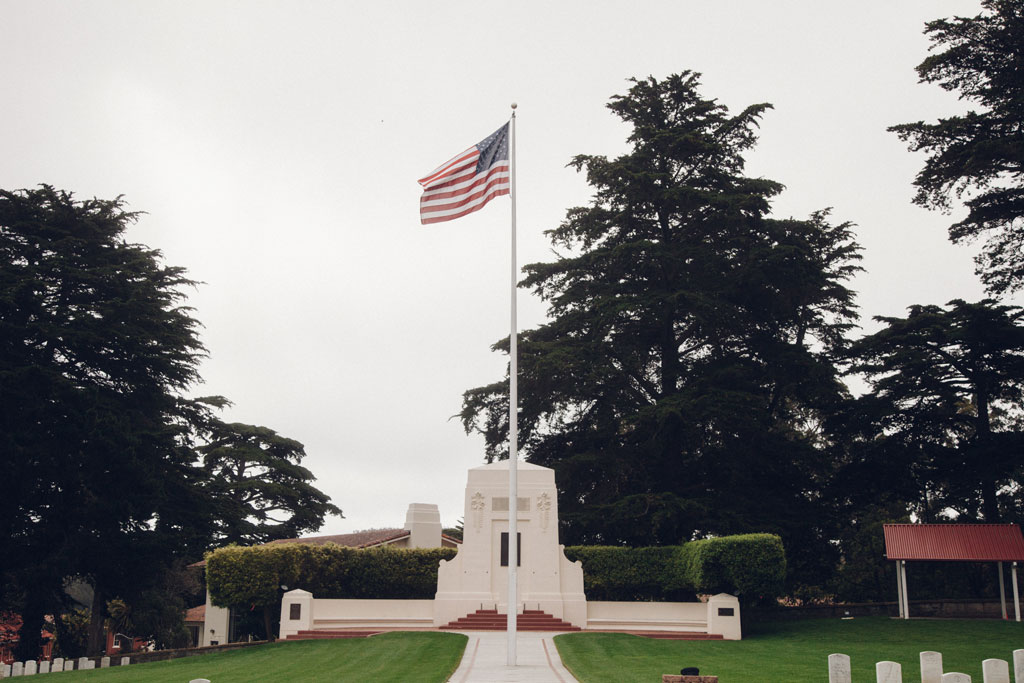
[440,609,581,632]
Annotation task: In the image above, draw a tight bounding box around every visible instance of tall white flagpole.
[507,102,519,666]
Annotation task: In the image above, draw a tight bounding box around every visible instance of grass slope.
[555,617,1024,682]
[60,632,467,683]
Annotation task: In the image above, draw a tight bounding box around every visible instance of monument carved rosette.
[470,492,485,532]
[537,492,552,532]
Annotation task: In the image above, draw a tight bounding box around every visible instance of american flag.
[418,123,510,225]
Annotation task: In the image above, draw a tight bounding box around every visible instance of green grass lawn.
[554,617,1024,682]
[56,632,467,683]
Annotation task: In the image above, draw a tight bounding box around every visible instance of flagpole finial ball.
[510,102,517,109]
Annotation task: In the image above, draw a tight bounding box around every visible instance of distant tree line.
[462,0,1024,602]
[0,186,340,658]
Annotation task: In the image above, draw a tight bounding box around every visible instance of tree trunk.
[86,585,106,656]
[976,385,1001,522]
[262,606,275,642]
[13,591,45,662]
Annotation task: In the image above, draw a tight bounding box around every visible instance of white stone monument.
[434,461,586,627]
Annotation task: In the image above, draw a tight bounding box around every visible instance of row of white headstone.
[1,655,130,677]
[829,650,1024,683]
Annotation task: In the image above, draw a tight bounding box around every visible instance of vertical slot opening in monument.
[500,532,521,567]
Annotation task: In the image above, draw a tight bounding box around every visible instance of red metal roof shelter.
[883,524,1024,620]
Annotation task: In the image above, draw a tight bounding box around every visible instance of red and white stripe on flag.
[418,123,510,225]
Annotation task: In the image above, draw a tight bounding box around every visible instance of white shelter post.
[901,561,910,619]
[999,561,1008,619]
[1013,562,1020,622]
[506,104,519,666]
[895,561,904,619]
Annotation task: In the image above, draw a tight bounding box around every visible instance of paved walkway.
[448,631,579,682]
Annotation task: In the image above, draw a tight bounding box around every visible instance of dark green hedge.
[676,534,786,598]
[206,543,457,608]
[565,533,785,602]
[207,533,784,609]
[561,545,687,601]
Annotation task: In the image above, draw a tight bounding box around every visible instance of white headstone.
[24,660,36,675]
[85,660,95,670]
[63,659,74,671]
[189,679,212,683]
[982,659,1010,683]
[942,674,971,683]
[101,656,110,668]
[1,663,8,678]
[11,662,22,677]
[1013,651,1024,683]
[38,661,49,674]
[921,651,944,683]
[78,657,88,670]
[829,653,852,683]
[120,656,130,666]
[51,657,63,672]
[877,661,903,683]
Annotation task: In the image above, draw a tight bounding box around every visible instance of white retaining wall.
[280,589,742,639]
[279,591,434,638]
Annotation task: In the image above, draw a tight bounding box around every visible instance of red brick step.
[440,609,581,632]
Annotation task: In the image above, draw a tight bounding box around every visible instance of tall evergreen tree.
[845,299,1024,523]
[200,419,342,545]
[461,74,861,583]
[890,0,1024,295]
[0,187,341,655]
[0,186,212,656]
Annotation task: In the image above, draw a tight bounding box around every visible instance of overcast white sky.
[2,0,1013,536]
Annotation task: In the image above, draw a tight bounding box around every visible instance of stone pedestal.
[434,461,586,627]
[707,594,741,640]
[279,589,314,638]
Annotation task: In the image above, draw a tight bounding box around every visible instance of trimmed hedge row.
[206,533,785,609]
[564,533,786,602]
[206,544,457,608]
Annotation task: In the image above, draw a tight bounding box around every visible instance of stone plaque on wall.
[491,497,530,511]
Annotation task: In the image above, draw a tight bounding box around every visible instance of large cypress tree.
[890,0,1024,295]
[461,74,860,583]
[200,419,342,546]
[845,299,1024,524]
[0,186,214,656]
